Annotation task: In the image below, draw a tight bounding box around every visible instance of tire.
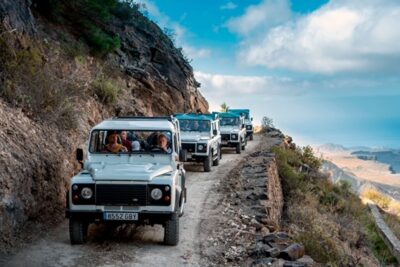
[236,142,241,154]
[69,219,88,245]
[250,134,254,141]
[242,138,246,151]
[204,151,212,172]
[164,213,179,246]
[213,147,220,166]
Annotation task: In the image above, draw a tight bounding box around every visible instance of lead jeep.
[219,112,247,154]
[175,113,222,172]
[66,116,186,246]
[229,109,254,141]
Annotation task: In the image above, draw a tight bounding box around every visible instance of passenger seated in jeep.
[103,132,128,153]
[120,131,132,152]
[150,133,171,153]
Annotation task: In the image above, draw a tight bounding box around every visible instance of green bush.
[34,0,122,56]
[84,24,121,55]
[92,78,120,104]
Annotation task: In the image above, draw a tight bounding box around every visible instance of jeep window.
[220,118,240,126]
[89,130,173,154]
[179,120,211,132]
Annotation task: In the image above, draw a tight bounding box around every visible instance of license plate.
[103,212,138,221]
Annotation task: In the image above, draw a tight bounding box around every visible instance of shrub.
[84,24,121,55]
[92,78,120,104]
[0,34,81,130]
[271,144,397,265]
[362,188,392,209]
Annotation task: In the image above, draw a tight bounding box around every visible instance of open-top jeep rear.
[219,112,247,154]
[66,116,186,246]
[175,113,221,172]
[229,109,254,141]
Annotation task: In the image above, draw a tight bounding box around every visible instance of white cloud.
[230,0,400,74]
[226,0,292,36]
[194,71,307,109]
[183,46,212,59]
[136,0,211,59]
[221,2,238,10]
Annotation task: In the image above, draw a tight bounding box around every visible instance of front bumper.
[66,209,176,224]
[221,141,240,147]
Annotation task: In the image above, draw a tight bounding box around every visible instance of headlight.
[197,143,207,152]
[231,134,238,140]
[151,188,163,200]
[81,187,93,199]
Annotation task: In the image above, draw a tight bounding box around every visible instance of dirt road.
[1,137,260,267]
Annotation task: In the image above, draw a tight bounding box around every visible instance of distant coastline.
[315,143,400,200]
[351,150,400,174]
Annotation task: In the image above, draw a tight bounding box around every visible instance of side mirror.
[179,149,187,162]
[213,129,218,136]
[242,124,245,128]
[251,117,253,121]
[76,148,84,168]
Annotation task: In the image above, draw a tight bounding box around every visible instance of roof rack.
[113,116,174,121]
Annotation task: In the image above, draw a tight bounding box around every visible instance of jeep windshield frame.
[178,119,211,133]
[88,129,174,155]
[220,117,240,126]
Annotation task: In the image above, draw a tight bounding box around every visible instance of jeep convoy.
[229,109,254,141]
[67,110,253,246]
[219,112,247,154]
[175,113,222,172]
[66,116,186,246]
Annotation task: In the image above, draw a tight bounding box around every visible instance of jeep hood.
[220,126,240,133]
[88,163,173,181]
[181,132,210,142]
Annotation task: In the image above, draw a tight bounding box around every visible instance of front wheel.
[164,214,179,246]
[213,147,220,166]
[236,142,241,154]
[242,139,246,150]
[204,151,212,172]
[249,134,254,141]
[69,219,88,245]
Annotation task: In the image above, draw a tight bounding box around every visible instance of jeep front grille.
[182,143,196,152]
[96,184,147,206]
[221,134,230,141]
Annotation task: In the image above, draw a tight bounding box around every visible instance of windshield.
[179,120,211,132]
[220,118,240,126]
[89,130,173,154]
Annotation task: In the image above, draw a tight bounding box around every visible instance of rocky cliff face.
[0,0,208,251]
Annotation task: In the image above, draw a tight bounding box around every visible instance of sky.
[135,0,400,148]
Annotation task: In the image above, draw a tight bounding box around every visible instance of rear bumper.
[66,210,175,224]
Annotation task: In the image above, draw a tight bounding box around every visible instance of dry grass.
[272,145,397,266]
[382,212,400,241]
[362,188,400,214]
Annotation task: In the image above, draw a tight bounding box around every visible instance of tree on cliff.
[220,102,229,112]
[262,116,274,129]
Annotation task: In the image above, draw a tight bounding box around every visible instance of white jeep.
[175,113,222,172]
[229,109,254,141]
[66,116,186,246]
[219,112,247,154]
